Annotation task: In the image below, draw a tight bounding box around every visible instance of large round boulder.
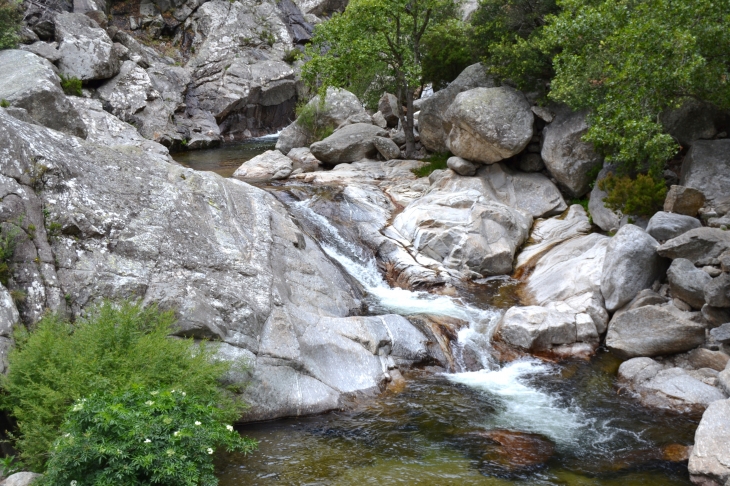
[541,109,603,198]
[309,123,388,165]
[54,12,122,81]
[443,86,533,164]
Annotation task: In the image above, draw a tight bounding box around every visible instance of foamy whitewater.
[290,197,649,456]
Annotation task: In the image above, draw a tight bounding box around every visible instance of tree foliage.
[1,301,249,470]
[302,0,462,156]
[542,0,730,173]
[0,0,22,50]
[420,19,474,90]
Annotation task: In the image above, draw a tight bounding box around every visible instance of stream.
[175,145,698,485]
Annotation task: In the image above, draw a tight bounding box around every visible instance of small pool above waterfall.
[171,135,277,178]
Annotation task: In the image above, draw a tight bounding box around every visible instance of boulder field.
[1,42,730,483]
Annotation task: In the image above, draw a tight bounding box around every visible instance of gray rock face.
[658,228,730,266]
[419,63,495,153]
[233,150,293,182]
[443,86,533,164]
[276,88,366,154]
[618,358,726,415]
[518,153,545,172]
[668,258,713,309]
[664,185,706,216]
[601,225,667,312]
[646,211,702,242]
[0,50,87,138]
[606,305,706,358]
[0,111,435,421]
[378,92,399,127]
[704,305,730,328]
[681,140,730,203]
[54,12,122,81]
[0,284,20,375]
[660,99,720,147]
[310,123,388,165]
[1,472,44,486]
[286,147,320,173]
[711,324,730,345]
[541,109,603,198]
[20,41,62,62]
[689,399,730,485]
[705,273,730,308]
[589,166,621,233]
[373,136,401,160]
[447,156,479,176]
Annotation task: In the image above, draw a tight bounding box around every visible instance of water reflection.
[172,137,277,178]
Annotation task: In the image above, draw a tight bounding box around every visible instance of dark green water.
[172,137,277,178]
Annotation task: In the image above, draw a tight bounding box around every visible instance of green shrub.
[0,99,9,108]
[295,100,334,143]
[597,172,667,217]
[0,0,22,50]
[0,225,19,286]
[283,48,302,64]
[411,152,450,178]
[59,74,83,97]
[1,301,250,470]
[40,385,256,486]
[421,19,474,90]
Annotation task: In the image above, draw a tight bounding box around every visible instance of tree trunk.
[396,84,417,158]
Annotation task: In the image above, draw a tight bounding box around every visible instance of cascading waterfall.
[288,197,652,458]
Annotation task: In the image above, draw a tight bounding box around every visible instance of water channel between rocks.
[174,144,698,486]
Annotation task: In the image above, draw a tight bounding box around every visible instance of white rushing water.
[290,197,649,455]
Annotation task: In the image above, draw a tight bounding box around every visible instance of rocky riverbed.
[1,7,730,482]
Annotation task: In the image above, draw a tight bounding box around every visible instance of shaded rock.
[681,140,730,204]
[373,136,401,160]
[0,284,19,374]
[606,305,706,358]
[233,150,293,182]
[447,156,479,176]
[658,228,730,266]
[310,123,388,165]
[0,50,87,138]
[686,348,730,372]
[618,358,726,415]
[372,111,387,128]
[20,40,61,62]
[689,399,730,485]
[286,147,320,173]
[664,185,706,217]
[600,225,667,312]
[476,429,555,470]
[54,12,121,81]
[704,306,730,328]
[276,0,314,44]
[443,86,533,164]
[518,153,544,172]
[589,166,620,233]
[661,99,720,147]
[541,108,603,198]
[705,274,730,308]
[378,92,399,127]
[531,105,554,123]
[612,289,668,321]
[668,258,713,309]
[647,211,702,242]
[711,324,730,345]
[0,472,43,486]
[719,367,730,396]
[663,444,694,462]
[276,87,366,154]
[419,63,495,153]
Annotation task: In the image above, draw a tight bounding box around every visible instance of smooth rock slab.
[681,140,730,204]
[601,224,667,312]
[606,304,706,358]
[647,211,702,242]
[443,86,533,164]
[233,150,293,182]
[589,166,620,233]
[689,399,730,485]
[668,258,713,309]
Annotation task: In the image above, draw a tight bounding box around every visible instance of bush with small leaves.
[597,172,667,217]
[39,385,256,486]
[59,74,83,97]
[1,301,251,470]
[0,0,22,50]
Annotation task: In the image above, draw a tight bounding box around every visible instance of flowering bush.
[39,385,256,486]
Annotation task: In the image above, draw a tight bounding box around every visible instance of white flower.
[145,400,154,406]
[144,439,151,443]
[64,433,71,438]
[181,391,186,396]
[194,421,201,426]
[71,481,77,486]
[226,425,234,432]
[173,431,180,437]
[151,390,159,396]
[207,448,214,455]
[72,403,83,412]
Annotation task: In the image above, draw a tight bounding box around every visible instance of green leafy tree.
[1,301,250,470]
[0,0,22,50]
[542,0,730,173]
[469,0,557,95]
[40,386,256,486]
[420,18,474,90]
[303,0,461,157]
